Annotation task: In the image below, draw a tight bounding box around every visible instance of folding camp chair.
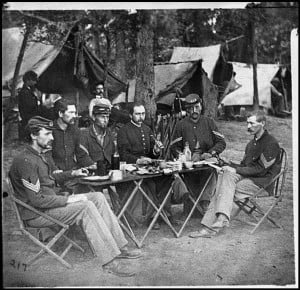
[233,148,288,234]
[5,176,96,269]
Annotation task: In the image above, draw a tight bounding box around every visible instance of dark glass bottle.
[112,140,120,170]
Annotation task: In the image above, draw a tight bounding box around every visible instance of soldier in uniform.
[117,103,171,229]
[171,93,226,216]
[9,116,141,277]
[17,71,41,141]
[81,102,115,171]
[189,110,281,238]
[52,99,96,193]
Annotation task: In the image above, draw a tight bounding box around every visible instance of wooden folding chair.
[233,148,288,234]
[5,176,95,269]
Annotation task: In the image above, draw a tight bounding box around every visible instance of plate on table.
[136,168,160,175]
[81,174,111,181]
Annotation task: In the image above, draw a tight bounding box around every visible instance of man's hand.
[220,156,231,165]
[200,152,212,160]
[71,168,89,177]
[154,140,164,154]
[223,165,236,174]
[136,157,152,165]
[67,194,88,204]
[86,163,97,170]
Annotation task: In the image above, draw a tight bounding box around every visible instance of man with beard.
[189,110,281,238]
[52,99,96,193]
[117,103,172,230]
[170,93,226,217]
[9,116,141,276]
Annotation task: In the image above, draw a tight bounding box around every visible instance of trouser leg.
[201,171,242,228]
[230,178,263,218]
[84,191,128,250]
[26,199,124,265]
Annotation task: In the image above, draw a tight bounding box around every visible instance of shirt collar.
[92,124,107,137]
[25,144,47,157]
[131,120,142,128]
[254,129,268,142]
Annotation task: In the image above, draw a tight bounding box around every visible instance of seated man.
[189,110,281,238]
[78,101,116,194]
[170,93,226,216]
[52,99,96,193]
[81,101,114,170]
[117,102,172,229]
[9,116,141,277]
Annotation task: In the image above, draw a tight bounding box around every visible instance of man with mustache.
[117,103,172,230]
[51,99,96,193]
[171,93,226,216]
[88,82,112,119]
[189,110,281,238]
[9,116,141,276]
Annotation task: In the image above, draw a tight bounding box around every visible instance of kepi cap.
[27,116,54,130]
[93,103,111,115]
[185,93,201,107]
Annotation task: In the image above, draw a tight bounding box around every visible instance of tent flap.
[221,62,280,108]
[169,44,221,80]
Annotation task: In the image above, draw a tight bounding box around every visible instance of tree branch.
[18,11,78,26]
[18,11,56,24]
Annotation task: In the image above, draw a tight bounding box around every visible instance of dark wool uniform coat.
[17,85,40,126]
[9,145,74,220]
[51,120,94,171]
[117,121,158,163]
[171,115,226,156]
[80,125,115,167]
[233,130,281,194]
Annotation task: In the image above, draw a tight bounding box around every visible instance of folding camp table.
[79,165,216,248]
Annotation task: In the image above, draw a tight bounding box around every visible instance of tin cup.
[120,161,127,175]
[111,170,123,181]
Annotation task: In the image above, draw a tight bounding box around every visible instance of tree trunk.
[250,20,259,110]
[135,11,155,126]
[114,30,126,81]
[10,26,31,105]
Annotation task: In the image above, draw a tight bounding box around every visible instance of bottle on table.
[112,140,120,170]
[183,141,192,161]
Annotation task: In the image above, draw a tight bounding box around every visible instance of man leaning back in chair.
[9,116,142,277]
[189,109,282,238]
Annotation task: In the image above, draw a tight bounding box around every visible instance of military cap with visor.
[27,116,54,130]
[185,93,202,107]
[93,103,111,115]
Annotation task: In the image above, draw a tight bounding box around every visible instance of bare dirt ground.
[2,116,296,287]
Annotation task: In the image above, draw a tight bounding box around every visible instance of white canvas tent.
[2,26,127,113]
[169,44,222,81]
[221,62,280,109]
[2,27,66,95]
